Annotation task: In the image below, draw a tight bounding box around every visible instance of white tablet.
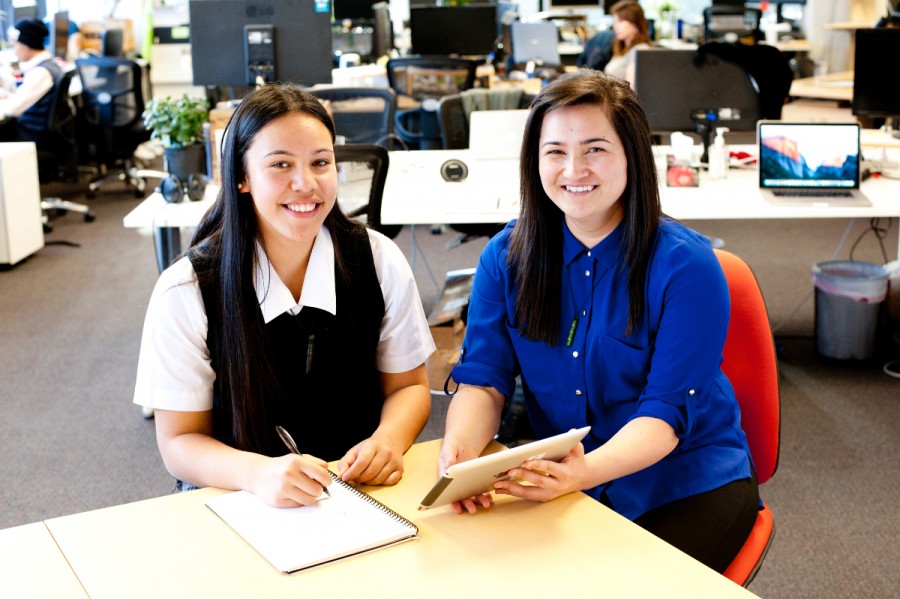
[418,426,591,511]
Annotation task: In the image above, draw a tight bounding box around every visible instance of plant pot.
[163,144,207,182]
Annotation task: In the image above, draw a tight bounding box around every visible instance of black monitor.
[853,28,900,136]
[544,0,600,10]
[188,0,332,87]
[633,48,761,157]
[49,11,69,59]
[409,5,498,56]
[333,0,379,22]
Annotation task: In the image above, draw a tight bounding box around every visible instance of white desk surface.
[123,139,900,232]
[789,71,853,103]
[380,144,900,226]
[0,522,88,598]
[41,440,755,599]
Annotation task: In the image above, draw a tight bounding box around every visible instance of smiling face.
[538,103,627,247]
[239,112,337,254]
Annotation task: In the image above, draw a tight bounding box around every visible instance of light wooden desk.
[0,522,87,598]
[41,440,754,598]
[789,71,854,103]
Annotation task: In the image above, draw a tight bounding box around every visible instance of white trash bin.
[811,261,889,360]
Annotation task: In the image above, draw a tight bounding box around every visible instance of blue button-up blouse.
[451,218,753,520]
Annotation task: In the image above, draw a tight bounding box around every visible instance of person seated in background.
[0,19,63,144]
[577,28,615,72]
[604,0,652,86]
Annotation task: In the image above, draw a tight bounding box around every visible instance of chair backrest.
[715,249,780,485]
[695,42,794,120]
[703,6,762,44]
[36,68,78,178]
[386,57,478,101]
[311,86,396,148]
[75,57,145,130]
[333,144,400,239]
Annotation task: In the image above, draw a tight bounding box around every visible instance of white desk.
[0,522,87,598]
[124,139,900,272]
[381,145,900,234]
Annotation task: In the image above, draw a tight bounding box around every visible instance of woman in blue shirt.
[440,70,759,573]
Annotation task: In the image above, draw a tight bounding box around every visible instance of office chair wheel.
[86,190,96,199]
[133,189,145,198]
[84,212,96,222]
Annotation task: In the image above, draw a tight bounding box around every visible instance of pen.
[275,425,331,498]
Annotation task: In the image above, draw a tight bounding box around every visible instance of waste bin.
[811,260,889,360]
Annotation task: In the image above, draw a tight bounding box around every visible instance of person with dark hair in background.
[603,0,652,86]
[438,70,759,574]
[0,19,62,144]
[134,83,434,507]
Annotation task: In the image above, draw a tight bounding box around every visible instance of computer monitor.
[409,5,498,56]
[852,28,900,136]
[510,21,561,65]
[188,0,332,87]
[633,48,761,157]
[333,0,379,22]
[544,0,600,11]
[49,11,69,59]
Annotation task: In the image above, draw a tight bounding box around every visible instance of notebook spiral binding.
[330,471,419,531]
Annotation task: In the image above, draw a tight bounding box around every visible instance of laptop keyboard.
[772,190,853,198]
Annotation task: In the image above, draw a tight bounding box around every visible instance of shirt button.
[688,389,695,396]
[585,270,590,277]
[587,251,592,257]
[575,389,582,396]
[572,351,579,358]
[582,310,587,317]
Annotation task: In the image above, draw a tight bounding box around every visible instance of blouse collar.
[561,218,624,267]
[253,226,337,323]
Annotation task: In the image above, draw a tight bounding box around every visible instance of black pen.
[275,425,330,498]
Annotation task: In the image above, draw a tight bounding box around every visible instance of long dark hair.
[188,83,357,451]
[508,69,661,344]
[610,0,652,56]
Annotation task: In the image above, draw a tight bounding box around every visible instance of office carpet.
[1,179,898,598]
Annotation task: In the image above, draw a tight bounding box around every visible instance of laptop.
[468,109,529,160]
[510,21,561,66]
[757,121,872,207]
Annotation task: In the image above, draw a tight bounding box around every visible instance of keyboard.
[772,190,853,198]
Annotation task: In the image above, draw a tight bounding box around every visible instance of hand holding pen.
[276,425,331,500]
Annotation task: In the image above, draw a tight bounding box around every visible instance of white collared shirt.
[133,227,435,411]
[0,50,54,120]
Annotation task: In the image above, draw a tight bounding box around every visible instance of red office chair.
[714,249,781,587]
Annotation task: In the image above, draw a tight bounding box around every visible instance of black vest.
[16,59,62,142]
[190,225,386,461]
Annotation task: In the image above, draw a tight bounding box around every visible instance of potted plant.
[143,94,210,182]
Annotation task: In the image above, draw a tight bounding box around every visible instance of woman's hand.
[251,453,332,508]
[439,436,494,515]
[492,443,590,502]
[337,435,405,486]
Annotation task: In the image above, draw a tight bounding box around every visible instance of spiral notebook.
[205,473,418,573]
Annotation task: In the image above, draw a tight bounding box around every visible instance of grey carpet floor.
[1,181,898,597]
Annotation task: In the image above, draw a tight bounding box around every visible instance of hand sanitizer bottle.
[708,127,730,180]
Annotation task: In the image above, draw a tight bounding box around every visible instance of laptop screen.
[758,122,861,190]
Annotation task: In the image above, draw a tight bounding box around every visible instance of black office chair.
[386,56,479,150]
[334,144,401,239]
[75,56,150,198]
[311,86,397,148]
[695,42,794,121]
[35,69,95,225]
